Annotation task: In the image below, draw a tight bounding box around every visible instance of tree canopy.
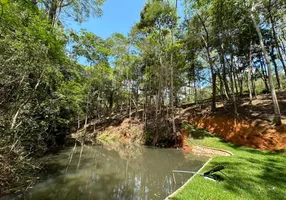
[1,0,286,194]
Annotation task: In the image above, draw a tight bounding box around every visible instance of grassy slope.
[171,135,286,200]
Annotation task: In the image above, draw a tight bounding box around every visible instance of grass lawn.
[171,129,286,200]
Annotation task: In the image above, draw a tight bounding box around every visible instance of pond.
[5,145,208,200]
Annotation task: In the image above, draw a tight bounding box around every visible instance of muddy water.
[8,145,208,200]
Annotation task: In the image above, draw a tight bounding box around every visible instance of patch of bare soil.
[182,144,232,157]
[179,92,286,151]
[191,145,232,157]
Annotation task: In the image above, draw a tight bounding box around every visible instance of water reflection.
[10,146,207,200]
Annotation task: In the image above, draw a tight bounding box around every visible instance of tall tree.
[41,0,105,25]
[250,2,282,125]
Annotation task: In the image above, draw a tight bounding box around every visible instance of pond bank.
[166,139,233,199]
[169,133,286,200]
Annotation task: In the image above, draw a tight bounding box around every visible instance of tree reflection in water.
[16,145,208,200]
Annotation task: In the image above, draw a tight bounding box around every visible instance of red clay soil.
[187,115,286,151]
[179,92,286,151]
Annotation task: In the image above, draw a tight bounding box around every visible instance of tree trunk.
[268,3,286,75]
[221,53,230,99]
[170,2,177,135]
[239,77,243,96]
[271,46,282,90]
[77,116,80,130]
[170,51,176,134]
[48,0,58,25]
[248,43,253,104]
[219,76,225,99]
[251,9,282,125]
[211,68,217,111]
[233,68,239,95]
[259,58,270,92]
[252,75,257,99]
[194,71,198,106]
[197,13,216,110]
[235,72,243,96]
[230,57,238,116]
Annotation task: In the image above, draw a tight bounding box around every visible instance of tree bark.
[259,58,269,92]
[170,30,176,134]
[268,1,286,75]
[271,46,282,90]
[220,52,230,99]
[251,8,282,125]
[230,55,238,116]
[251,74,257,99]
[248,42,253,104]
[197,13,216,111]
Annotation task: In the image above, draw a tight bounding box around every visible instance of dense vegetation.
[0,0,285,195]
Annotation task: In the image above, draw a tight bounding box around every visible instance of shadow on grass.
[197,142,285,200]
[182,123,215,140]
[173,124,286,200]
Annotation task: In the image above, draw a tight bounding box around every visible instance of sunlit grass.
[171,134,286,200]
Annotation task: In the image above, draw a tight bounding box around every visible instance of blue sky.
[67,0,185,39]
[68,0,147,39]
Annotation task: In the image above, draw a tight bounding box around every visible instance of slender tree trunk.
[280,32,286,55]
[135,85,139,118]
[48,0,58,25]
[268,4,286,75]
[234,72,239,95]
[252,74,257,99]
[211,68,217,111]
[219,76,224,98]
[170,1,178,135]
[154,55,164,144]
[188,80,191,102]
[197,13,216,110]
[221,55,230,99]
[248,43,253,104]
[204,44,216,110]
[272,57,282,91]
[194,66,198,106]
[251,9,282,125]
[217,73,226,99]
[259,58,270,92]
[170,33,176,135]
[77,116,80,129]
[230,54,238,116]
[271,46,282,90]
[239,77,243,96]
[235,72,243,96]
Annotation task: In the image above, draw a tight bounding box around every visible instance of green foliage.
[39,0,106,24]
[1,0,286,195]
[138,0,177,30]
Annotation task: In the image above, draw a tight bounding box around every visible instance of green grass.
[171,132,286,200]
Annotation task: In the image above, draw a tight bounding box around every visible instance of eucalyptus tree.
[39,0,106,25]
[183,0,219,110]
[183,0,284,123]
[134,0,178,139]
[248,0,282,125]
[69,29,112,122]
[108,33,134,117]
[209,0,259,112]
[265,0,286,75]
